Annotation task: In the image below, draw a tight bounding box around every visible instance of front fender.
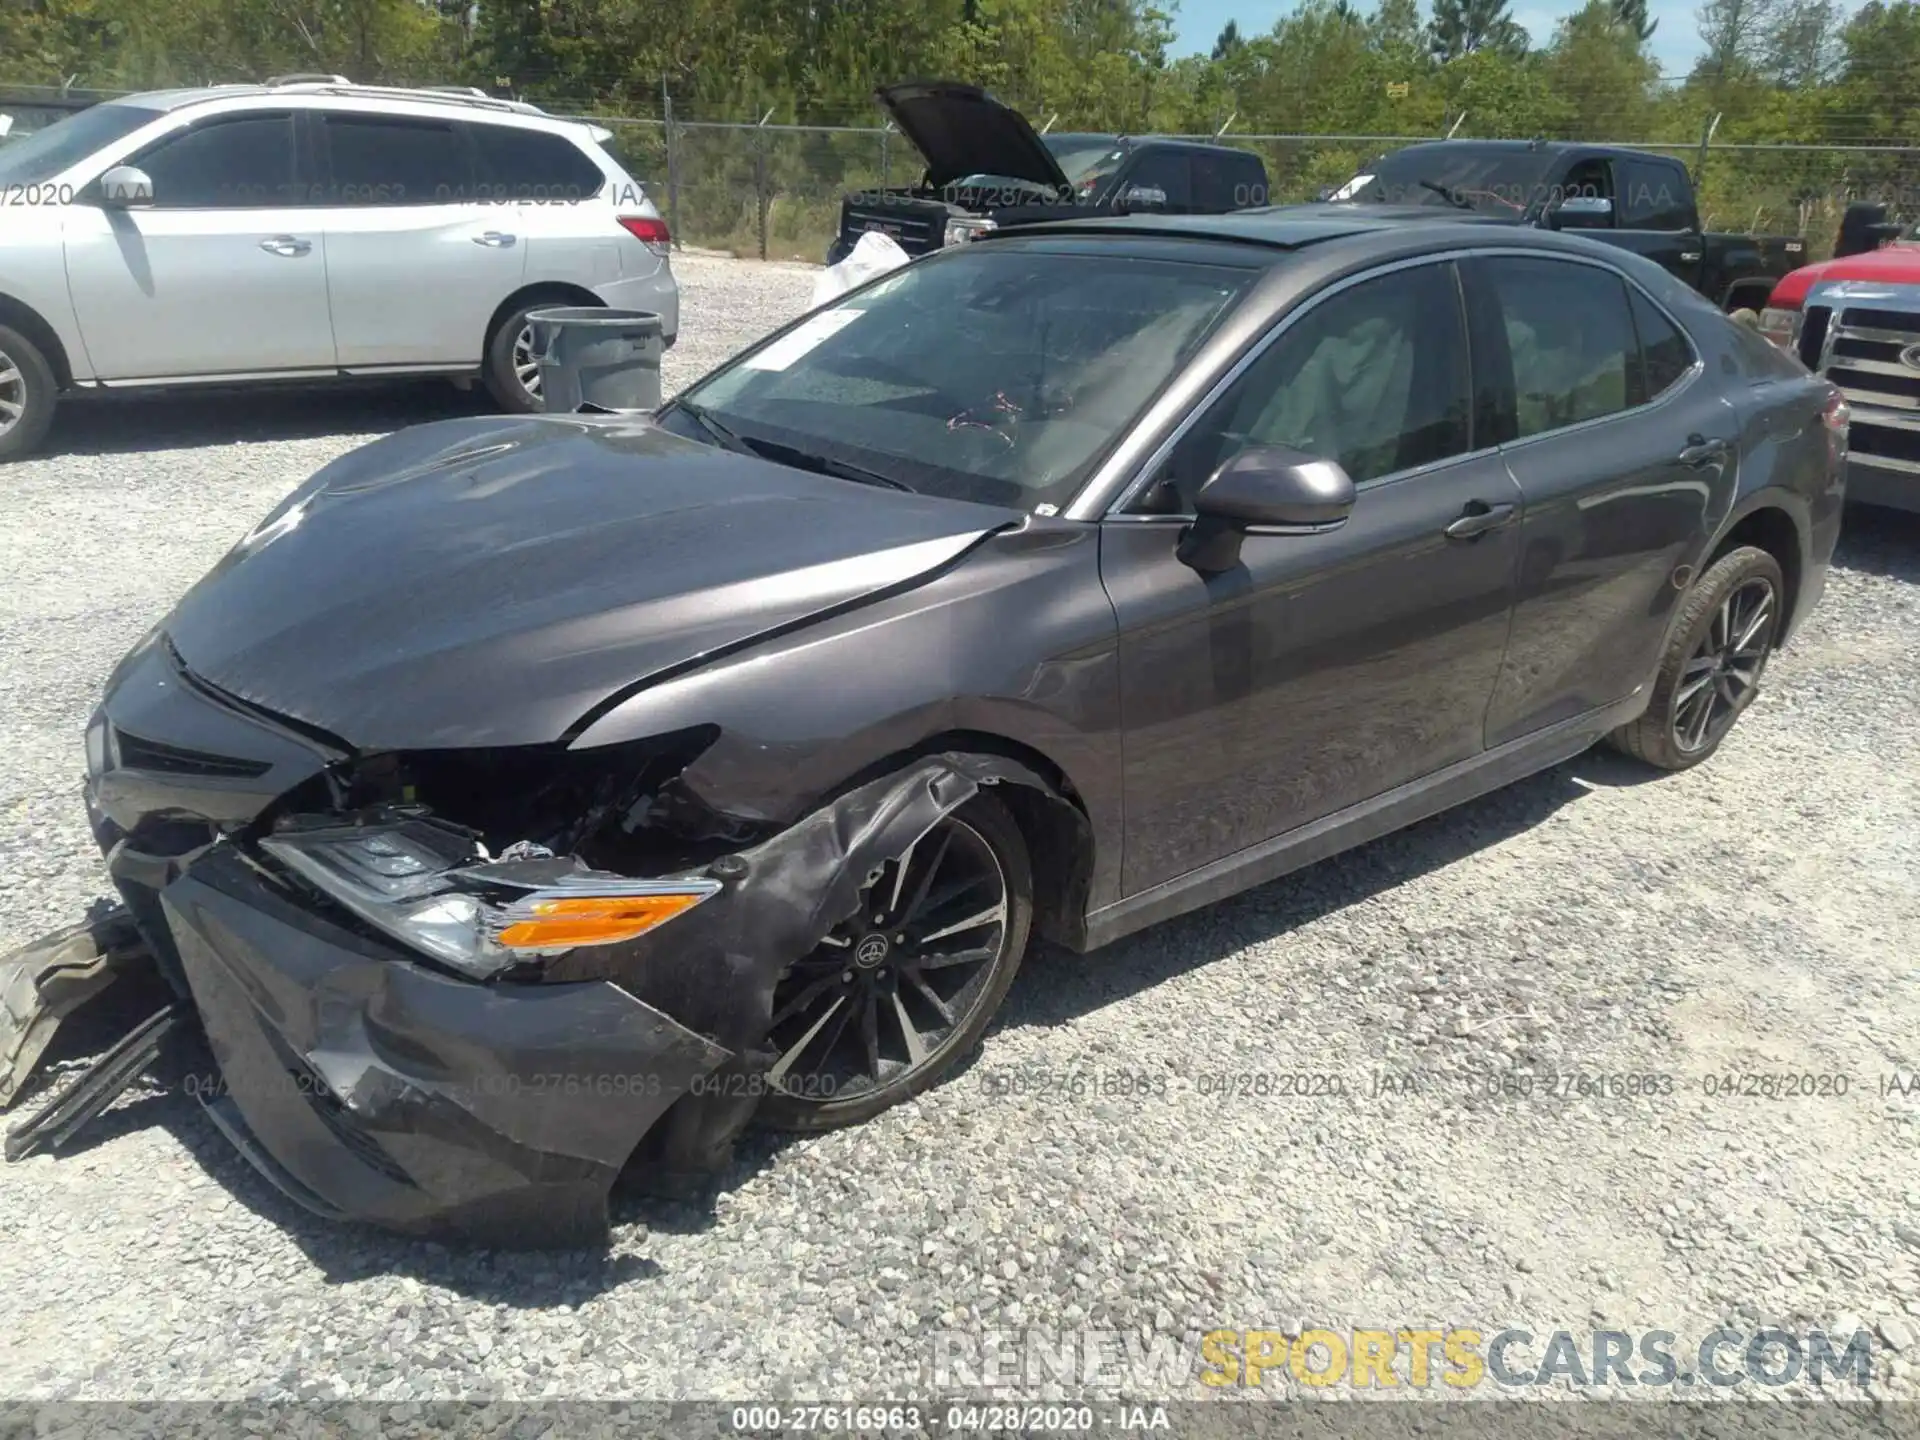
[569,520,1127,908]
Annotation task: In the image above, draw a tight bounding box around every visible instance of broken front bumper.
[158,844,729,1245]
[13,633,1067,1246]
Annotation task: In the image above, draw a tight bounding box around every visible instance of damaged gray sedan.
[1,209,1844,1246]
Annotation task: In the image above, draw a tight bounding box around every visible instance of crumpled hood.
[164,414,1014,750]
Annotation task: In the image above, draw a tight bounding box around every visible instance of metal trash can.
[528,306,664,414]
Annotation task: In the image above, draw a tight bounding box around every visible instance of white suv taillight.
[617,215,672,258]
[1758,305,1799,349]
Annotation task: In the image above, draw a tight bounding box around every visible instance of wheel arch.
[807,730,1100,954]
[0,292,74,389]
[1706,499,1804,640]
[482,281,605,354]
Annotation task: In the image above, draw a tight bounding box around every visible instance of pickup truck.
[1331,140,1805,314]
[1757,201,1920,513]
[826,80,1270,265]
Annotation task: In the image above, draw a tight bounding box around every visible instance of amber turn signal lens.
[497,891,709,949]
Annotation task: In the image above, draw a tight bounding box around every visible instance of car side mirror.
[1548,194,1612,230]
[1119,183,1168,211]
[1176,445,1356,573]
[99,165,154,208]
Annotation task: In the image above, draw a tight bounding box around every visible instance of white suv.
[0,77,677,458]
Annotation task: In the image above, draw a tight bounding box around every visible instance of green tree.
[1542,0,1660,136]
[1428,0,1529,61]
[1611,0,1658,40]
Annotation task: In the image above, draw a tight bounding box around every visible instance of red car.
[1759,204,1920,512]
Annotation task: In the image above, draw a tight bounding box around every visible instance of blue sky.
[1169,0,1729,76]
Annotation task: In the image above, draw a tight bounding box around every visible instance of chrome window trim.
[1080,243,1704,521]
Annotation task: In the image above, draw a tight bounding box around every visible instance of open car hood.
[160,414,1014,750]
[876,80,1070,194]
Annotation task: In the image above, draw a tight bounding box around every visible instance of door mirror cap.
[1548,194,1612,229]
[1178,446,1356,572]
[99,165,154,208]
[1196,445,1356,529]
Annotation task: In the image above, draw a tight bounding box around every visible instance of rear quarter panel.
[1685,296,1842,640]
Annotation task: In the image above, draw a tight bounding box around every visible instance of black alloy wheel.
[1607,545,1785,770]
[757,794,1032,1131]
[1671,574,1776,755]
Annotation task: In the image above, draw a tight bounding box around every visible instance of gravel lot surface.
[1,254,1916,1407]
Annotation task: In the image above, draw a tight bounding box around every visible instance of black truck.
[1332,140,1805,313]
[827,80,1270,265]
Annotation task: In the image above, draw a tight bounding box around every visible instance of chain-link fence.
[7,82,1917,264]
[587,114,1920,265]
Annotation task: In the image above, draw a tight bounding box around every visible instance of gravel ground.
[1,254,1917,1407]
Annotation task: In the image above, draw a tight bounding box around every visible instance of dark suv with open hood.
[827,80,1270,264]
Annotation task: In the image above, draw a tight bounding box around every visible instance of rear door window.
[319,114,473,205]
[1627,286,1697,399]
[1475,257,1639,438]
[1120,151,1192,210]
[1615,157,1696,231]
[1192,149,1266,210]
[469,123,604,202]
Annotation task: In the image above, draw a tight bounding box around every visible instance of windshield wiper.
[673,403,915,493]
[672,400,756,456]
[757,440,916,493]
[1418,178,1476,211]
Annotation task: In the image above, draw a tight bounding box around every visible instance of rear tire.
[0,324,58,462]
[1606,545,1784,770]
[483,299,570,414]
[757,790,1033,1133]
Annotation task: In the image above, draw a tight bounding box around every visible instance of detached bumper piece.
[5,1003,185,1161]
[0,907,155,1109]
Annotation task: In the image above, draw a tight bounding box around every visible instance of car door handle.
[1679,434,1730,466]
[258,236,312,258]
[472,231,517,248]
[1444,501,1517,540]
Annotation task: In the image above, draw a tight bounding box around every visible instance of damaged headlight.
[260,817,720,981]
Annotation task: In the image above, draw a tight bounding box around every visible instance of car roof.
[1006,203,1513,252]
[1376,138,1682,163]
[1041,131,1254,155]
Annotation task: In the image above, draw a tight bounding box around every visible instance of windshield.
[1045,136,1128,195]
[668,243,1258,511]
[0,102,164,186]
[1335,147,1558,215]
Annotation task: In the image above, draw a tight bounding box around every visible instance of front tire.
[1606,545,1785,770]
[0,324,58,461]
[757,792,1033,1133]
